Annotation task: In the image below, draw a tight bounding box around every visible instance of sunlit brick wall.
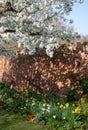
[0,42,88,97]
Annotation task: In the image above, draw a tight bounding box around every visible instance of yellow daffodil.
[72,104,75,107]
[75,107,81,113]
[72,110,75,114]
[59,104,63,108]
[31,118,35,122]
[65,103,69,107]
[72,107,81,114]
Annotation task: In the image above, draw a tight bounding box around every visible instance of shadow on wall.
[2,42,88,97]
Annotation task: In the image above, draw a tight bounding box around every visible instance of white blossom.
[0,0,82,57]
[53,115,56,119]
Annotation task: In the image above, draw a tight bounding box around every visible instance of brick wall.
[0,42,88,97]
[0,55,11,81]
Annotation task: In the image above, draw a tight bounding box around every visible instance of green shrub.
[66,88,80,102]
[81,79,88,94]
[0,82,6,89]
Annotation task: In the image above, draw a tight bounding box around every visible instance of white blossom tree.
[0,0,83,57]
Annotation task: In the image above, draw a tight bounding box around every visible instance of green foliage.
[66,88,80,102]
[81,78,88,94]
[0,82,87,130]
[80,94,88,115]
[0,82,6,89]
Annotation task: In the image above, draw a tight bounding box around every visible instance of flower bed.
[0,81,88,130]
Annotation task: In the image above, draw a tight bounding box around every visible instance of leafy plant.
[81,78,88,94]
[66,88,80,102]
[0,82,87,130]
[0,82,6,89]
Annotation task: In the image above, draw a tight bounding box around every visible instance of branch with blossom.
[0,0,83,57]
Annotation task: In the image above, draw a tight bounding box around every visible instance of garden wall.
[0,42,88,97]
[0,55,11,81]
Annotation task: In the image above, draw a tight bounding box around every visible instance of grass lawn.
[0,110,46,130]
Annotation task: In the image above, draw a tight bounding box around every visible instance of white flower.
[46,109,50,113]
[39,42,45,49]
[47,104,51,108]
[53,115,56,119]
[41,108,46,111]
[46,51,54,58]
[0,27,4,32]
[63,117,66,120]
[54,43,61,49]
[47,106,50,110]
[48,37,54,43]
[43,103,46,107]
[45,44,54,50]
[32,102,35,106]
[23,106,26,109]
